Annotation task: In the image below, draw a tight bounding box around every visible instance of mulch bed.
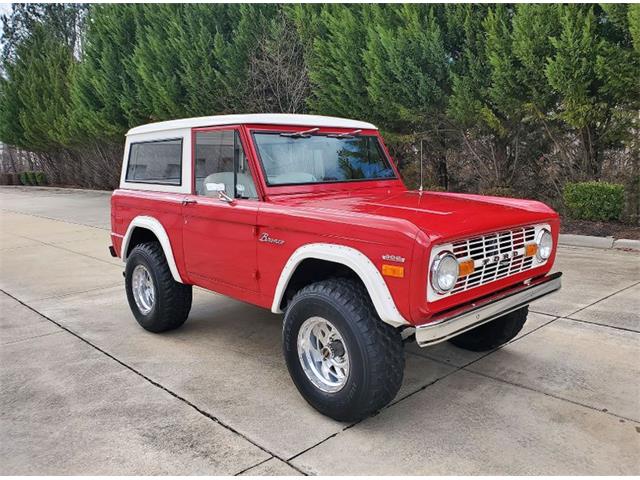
[561,217,640,240]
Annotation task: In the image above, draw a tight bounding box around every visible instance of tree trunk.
[580,124,600,178]
[494,138,510,187]
[435,132,449,190]
[7,146,17,173]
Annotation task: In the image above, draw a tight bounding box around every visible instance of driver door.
[181,127,260,293]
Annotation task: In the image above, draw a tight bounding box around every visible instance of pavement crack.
[0,288,307,476]
[287,420,359,463]
[11,232,121,267]
[561,316,640,334]
[0,207,109,231]
[1,330,63,346]
[528,309,558,318]
[28,283,123,303]
[233,456,273,476]
[463,369,640,424]
[565,281,640,319]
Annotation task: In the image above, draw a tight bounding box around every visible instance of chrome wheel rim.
[132,264,155,315]
[297,317,350,393]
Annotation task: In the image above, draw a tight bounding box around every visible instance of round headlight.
[431,252,459,293]
[536,229,553,261]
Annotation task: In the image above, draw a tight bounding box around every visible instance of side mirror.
[205,182,226,193]
[205,182,234,204]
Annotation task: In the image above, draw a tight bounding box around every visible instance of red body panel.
[111,124,559,327]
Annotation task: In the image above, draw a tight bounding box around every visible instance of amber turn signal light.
[382,264,404,278]
[525,243,538,257]
[458,259,475,277]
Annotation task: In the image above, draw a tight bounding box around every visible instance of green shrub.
[26,171,37,185]
[19,172,30,185]
[563,181,625,221]
[34,171,47,185]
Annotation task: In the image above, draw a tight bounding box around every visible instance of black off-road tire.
[283,278,404,422]
[448,306,528,352]
[125,241,192,333]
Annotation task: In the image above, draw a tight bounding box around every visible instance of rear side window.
[126,139,182,185]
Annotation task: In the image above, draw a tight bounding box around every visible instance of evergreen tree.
[72,4,141,140]
[511,4,561,116]
[0,3,637,198]
[447,5,526,188]
[128,5,278,119]
[363,4,451,187]
[214,4,279,112]
[629,4,640,52]
[307,5,372,119]
[129,4,185,121]
[15,24,75,149]
[171,4,237,116]
[0,5,83,151]
[546,5,640,176]
[364,5,449,131]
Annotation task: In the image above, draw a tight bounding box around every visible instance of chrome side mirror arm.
[218,190,235,204]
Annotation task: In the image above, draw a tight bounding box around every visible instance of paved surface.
[1,186,639,475]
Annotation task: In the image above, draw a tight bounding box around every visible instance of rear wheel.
[448,306,528,352]
[283,278,404,421]
[125,241,192,333]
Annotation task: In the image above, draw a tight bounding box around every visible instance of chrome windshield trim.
[415,273,562,347]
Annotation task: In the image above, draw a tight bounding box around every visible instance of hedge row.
[563,181,625,222]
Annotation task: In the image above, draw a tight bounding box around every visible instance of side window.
[126,139,182,185]
[194,130,258,199]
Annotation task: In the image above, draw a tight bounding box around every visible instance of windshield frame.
[250,128,399,188]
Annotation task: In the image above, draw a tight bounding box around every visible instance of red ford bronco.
[110,114,561,421]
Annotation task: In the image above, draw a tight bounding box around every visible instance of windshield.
[252,132,396,186]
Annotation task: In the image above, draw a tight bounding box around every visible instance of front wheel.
[448,306,528,352]
[283,278,404,422]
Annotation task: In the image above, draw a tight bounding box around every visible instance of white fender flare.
[271,243,409,327]
[121,216,184,283]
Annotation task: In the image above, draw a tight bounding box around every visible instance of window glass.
[194,130,257,199]
[252,133,395,186]
[126,139,182,185]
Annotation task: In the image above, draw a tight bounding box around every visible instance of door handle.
[182,199,197,206]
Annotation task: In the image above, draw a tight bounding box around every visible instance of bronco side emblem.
[259,232,285,245]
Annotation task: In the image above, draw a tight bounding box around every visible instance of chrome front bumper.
[415,272,562,347]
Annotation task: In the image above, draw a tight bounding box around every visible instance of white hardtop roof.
[126,114,377,136]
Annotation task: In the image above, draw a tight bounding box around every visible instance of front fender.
[271,243,409,327]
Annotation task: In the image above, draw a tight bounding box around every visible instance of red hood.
[269,188,558,242]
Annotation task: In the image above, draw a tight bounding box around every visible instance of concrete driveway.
[1,186,638,475]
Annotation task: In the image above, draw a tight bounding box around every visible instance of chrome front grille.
[427,224,549,302]
[449,226,535,294]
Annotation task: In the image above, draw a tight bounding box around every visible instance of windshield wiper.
[327,129,362,138]
[280,128,319,138]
